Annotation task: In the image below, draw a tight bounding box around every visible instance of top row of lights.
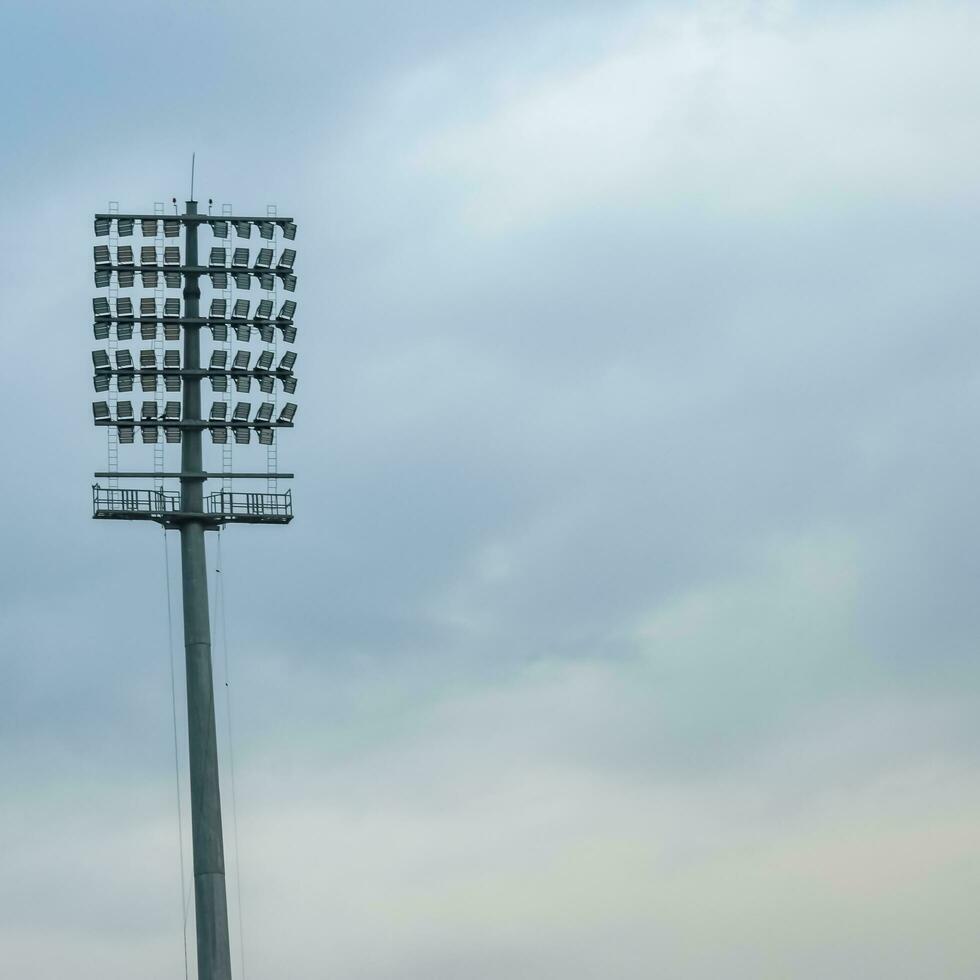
[94,217,297,241]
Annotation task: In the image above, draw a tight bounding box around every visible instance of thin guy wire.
[163,527,190,980]
[217,529,247,980]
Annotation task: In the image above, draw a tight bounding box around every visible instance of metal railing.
[93,484,180,516]
[93,485,293,523]
[206,489,292,519]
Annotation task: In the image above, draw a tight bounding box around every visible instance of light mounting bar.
[95,212,294,223]
[94,471,294,479]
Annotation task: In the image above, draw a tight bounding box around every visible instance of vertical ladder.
[221,203,233,495]
[107,201,120,490]
[265,204,279,496]
[153,201,165,491]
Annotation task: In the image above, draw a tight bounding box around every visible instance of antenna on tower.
[190,152,196,200]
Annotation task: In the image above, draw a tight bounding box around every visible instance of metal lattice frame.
[90,202,299,522]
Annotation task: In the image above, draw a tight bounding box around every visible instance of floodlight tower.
[90,200,300,980]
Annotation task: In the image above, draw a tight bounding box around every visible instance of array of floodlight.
[95,215,296,240]
[92,304,298,399]
[92,207,300,476]
[93,245,297,292]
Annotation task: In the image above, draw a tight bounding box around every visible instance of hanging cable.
[163,527,190,980]
[217,528,248,980]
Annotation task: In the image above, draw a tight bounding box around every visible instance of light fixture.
[90,200,301,980]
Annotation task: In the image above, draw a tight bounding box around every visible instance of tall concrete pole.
[180,199,233,980]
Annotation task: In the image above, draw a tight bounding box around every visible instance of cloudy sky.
[2,1,979,977]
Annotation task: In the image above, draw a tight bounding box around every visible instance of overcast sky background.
[1,1,979,977]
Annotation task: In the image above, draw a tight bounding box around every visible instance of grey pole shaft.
[180,200,233,980]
